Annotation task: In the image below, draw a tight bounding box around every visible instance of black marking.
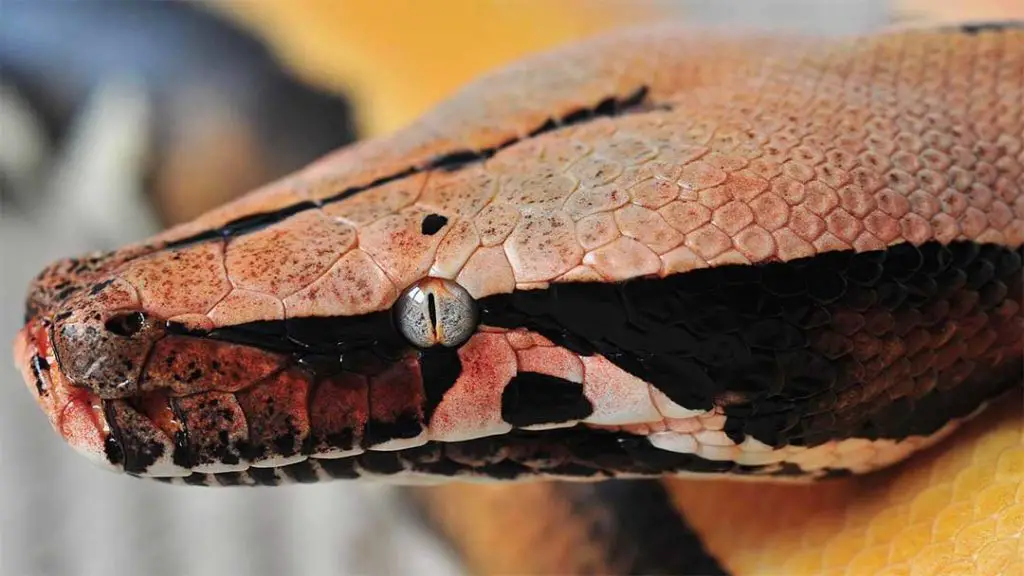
[501,372,594,427]
[317,456,360,479]
[169,399,194,469]
[363,412,423,447]
[472,460,533,480]
[30,355,50,395]
[103,401,165,474]
[89,279,114,295]
[560,480,727,575]
[955,21,1024,34]
[165,200,321,248]
[419,347,462,424]
[421,213,448,236]
[427,149,494,172]
[172,431,193,469]
[281,460,319,483]
[182,473,209,486]
[427,293,438,327]
[215,472,244,486]
[358,451,405,475]
[104,311,145,337]
[247,467,280,486]
[296,354,344,377]
[163,86,656,248]
[103,435,125,467]
[239,313,400,356]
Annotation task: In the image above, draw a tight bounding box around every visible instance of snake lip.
[14,318,120,474]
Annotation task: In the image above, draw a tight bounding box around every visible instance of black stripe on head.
[164,86,657,249]
[478,241,1024,450]
[954,21,1024,34]
[559,479,728,575]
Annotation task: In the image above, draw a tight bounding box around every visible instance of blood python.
[14,21,1024,575]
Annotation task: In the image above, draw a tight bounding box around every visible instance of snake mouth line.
[19,326,975,489]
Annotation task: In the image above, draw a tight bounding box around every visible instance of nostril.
[104,312,146,337]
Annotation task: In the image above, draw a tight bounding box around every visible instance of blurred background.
[1,1,1020,575]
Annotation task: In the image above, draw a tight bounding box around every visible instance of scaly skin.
[12,22,1024,574]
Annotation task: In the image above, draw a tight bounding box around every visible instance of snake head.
[14,23,1024,487]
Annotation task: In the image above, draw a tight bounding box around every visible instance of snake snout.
[50,278,164,399]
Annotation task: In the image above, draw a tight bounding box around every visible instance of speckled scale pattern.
[28,24,1017,333]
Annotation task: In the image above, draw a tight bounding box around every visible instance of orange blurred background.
[209,1,673,137]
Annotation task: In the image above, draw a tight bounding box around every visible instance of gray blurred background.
[2,1,993,574]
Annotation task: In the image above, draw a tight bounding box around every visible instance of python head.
[13,24,1024,487]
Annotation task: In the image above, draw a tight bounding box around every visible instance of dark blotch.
[281,460,319,483]
[420,214,449,236]
[501,372,593,427]
[215,472,244,486]
[104,435,125,466]
[363,412,423,447]
[419,348,462,423]
[104,311,146,337]
[247,467,280,486]
[182,473,209,486]
[957,21,1024,34]
[317,457,360,479]
[103,401,165,474]
[89,279,115,296]
[358,451,405,475]
[30,355,50,395]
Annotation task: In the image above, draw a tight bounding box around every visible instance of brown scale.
[363,355,426,447]
[103,399,174,474]
[807,257,1023,439]
[234,368,311,460]
[173,392,248,468]
[140,335,286,396]
[306,371,369,454]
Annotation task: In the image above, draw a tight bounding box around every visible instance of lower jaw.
[142,412,970,488]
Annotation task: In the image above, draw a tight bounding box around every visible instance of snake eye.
[394,278,478,348]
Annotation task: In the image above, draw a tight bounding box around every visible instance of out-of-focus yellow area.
[210,0,671,137]
[668,392,1024,576]
[894,0,1024,25]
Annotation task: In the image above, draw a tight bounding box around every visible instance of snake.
[12,21,1024,575]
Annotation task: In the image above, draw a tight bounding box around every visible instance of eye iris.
[395,278,478,348]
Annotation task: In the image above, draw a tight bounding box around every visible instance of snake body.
[13,22,1024,574]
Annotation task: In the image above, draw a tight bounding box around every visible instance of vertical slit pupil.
[427,292,438,329]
